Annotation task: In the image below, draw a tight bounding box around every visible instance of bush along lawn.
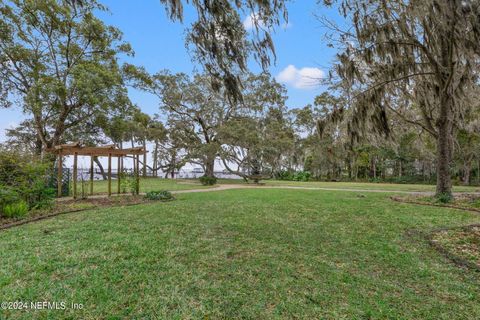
[1,189,480,319]
[0,150,55,222]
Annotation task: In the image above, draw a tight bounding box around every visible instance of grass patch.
[217,178,480,192]
[262,180,480,192]
[86,178,213,195]
[92,178,480,194]
[393,194,480,213]
[1,189,480,319]
[0,196,153,228]
[430,225,480,270]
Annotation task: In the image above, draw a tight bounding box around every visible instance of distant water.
[73,168,242,180]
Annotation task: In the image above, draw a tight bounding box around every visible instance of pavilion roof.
[47,142,147,156]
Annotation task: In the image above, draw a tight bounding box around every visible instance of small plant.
[2,201,29,219]
[199,176,217,185]
[275,170,294,180]
[436,192,453,204]
[29,186,55,209]
[0,187,20,209]
[119,172,129,193]
[471,198,480,208]
[275,170,311,181]
[79,173,89,200]
[293,171,311,182]
[120,171,138,195]
[145,190,174,201]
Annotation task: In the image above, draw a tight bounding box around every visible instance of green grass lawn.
[1,188,480,319]
[263,180,480,192]
[217,178,480,192]
[84,177,480,195]
[84,177,212,194]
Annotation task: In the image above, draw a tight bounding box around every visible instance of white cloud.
[276,65,324,89]
[281,21,293,30]
[243,13,292,31]
[243,13,264,30]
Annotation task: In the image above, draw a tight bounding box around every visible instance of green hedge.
[0,150,54,218]
[199,176,217,185]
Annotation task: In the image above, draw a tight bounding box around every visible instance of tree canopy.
[327,0,480,196]
[0,0,132,152]
[2,0,480,197]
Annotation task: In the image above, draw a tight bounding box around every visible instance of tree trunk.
[463,160,471,186]
[422,161,426,182]
[347,158,352,179]
[204,155,215,178]
[170,151,176,179]
[119,141,124,173]
[381,158,386,179]
[143,139,147,177]
[435,98,453,197]
[370,156,376,179]
[153,141,159,177]
[34,136,43,156]
[93,156,107,180]
[477,159,480,186]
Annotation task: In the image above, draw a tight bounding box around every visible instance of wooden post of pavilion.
[90,155,94,195]
[73,152,78,199]
[135,154,140,195]
[132,152,136,176]
[132,153,136,193]
[117,156,121,194]
[57,154,63,197]
[143,144,147,177]
[108,153,112,197]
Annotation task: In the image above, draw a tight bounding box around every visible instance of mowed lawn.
[86,177,480,195]
[216,178,480,193]
[87,178,212,194]
[262,180,480,193]
[1,189,480,319]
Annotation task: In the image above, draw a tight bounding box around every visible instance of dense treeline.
[1,0,480,198]
[4,74,480,187]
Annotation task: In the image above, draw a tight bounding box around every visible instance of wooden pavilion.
[48,142,147,199]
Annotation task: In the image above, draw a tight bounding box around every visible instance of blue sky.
[0,0,342,141]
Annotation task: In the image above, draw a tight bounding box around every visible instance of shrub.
[199,176,217,185]
[275,170,311,181]
[120,171,138,195]
[2,201,29,219]
[0,187,20,209]
[23,182,55,209]
[293,171,311,182]
[79,174,90,200]
[145,190,174,201]
[436,192,453,204]
[0,150,54,210]
[275,170,294,180]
